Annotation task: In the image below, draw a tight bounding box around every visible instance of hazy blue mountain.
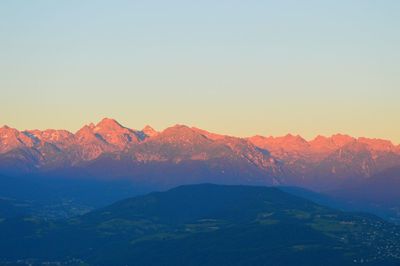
[326,166,400,224]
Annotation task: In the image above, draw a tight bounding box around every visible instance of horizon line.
[1,117,399,146]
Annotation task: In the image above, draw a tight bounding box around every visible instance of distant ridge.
[0,118,399,190]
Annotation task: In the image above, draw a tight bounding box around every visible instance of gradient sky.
[1,1,399,143]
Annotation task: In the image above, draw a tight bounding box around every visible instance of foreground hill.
[0,184,399,265]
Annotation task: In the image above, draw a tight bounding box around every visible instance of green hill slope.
[0,184,399,265]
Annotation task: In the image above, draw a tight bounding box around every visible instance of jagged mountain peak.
[151,125,211,145]
[278,134,308,145]
[330,134,355,146]
[75,118,141,152]
[0,125,18,134]
[95,118,125,131]
[357,137,396,152]
[76,118,125,135]
[161,124,197,135]
[283,133,304,140]
[143,125,155,131]
[76,124,95,136]
[311,135,328,142]
[142,125,158,137]
[310,134,354,144]
[250,134,307,143]
[309,134,351,153]
[248,133,309,153]
[0,121,399,186]
[0,126,37,152]
[191,127,227,141]
[27,129,75,144]
[161,125,235,143]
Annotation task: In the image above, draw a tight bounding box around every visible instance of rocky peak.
[150,125,213,147]
[309,135,339,154]
[192,127,226,141]
[330,134,355,147]
[142,125,158,138]
[358,137,396,152]
[161,125,193,136]
[0,126,15,138]
[0,126,37,152]
[249,134,309,153]
[75,124,104,143]
[94,118,124,132]
[27,129,76,149]
[90,118,141,148]
[280,134,308,146]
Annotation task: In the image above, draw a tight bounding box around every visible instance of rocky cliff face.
[0,119,399,189]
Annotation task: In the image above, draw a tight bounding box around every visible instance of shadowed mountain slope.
[0,184,399,265]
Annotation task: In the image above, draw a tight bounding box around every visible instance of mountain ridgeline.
[1,118,399,188]
[0,184,399,266]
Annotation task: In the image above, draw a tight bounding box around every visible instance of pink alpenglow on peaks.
[92,118,142,148]
[0,125,37,152]
[0,118,399,186]
[142,125,159,138]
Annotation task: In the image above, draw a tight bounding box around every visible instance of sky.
[0,0,399,143]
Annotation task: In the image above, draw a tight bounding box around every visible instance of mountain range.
[1,118,399,185]
[1,118,400,222]
[0,118,400,186]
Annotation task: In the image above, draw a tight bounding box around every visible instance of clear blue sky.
[1,1,399,143]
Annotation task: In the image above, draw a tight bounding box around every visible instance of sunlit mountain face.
[1,118,399,187]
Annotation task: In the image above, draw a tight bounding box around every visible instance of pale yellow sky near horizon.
[1,1,399,144]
